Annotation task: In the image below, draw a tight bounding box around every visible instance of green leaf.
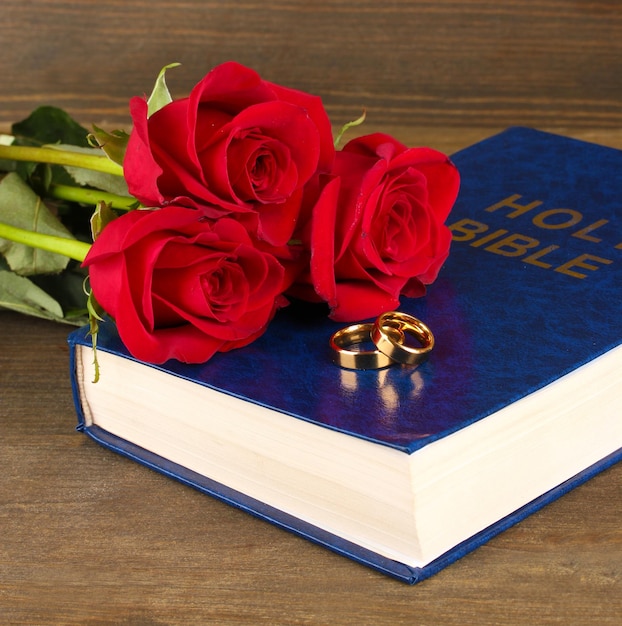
[334,110,367,148]
[31,264,89,325]
[10,107,90,190]
[64,165,130,197]
[0,172,74,275]
[147,62,182,118]
[90,201,118,240]
[88,126,130,167]
[12,106,90,148]
[0,268,64,321]
[0,254,88,325]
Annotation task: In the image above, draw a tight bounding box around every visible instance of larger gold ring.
[371,312,434,366]
[330,322,403,370]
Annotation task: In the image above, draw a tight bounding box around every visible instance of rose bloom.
[83,207,287,364]
[124,61,335,247]
[291,133,460,321]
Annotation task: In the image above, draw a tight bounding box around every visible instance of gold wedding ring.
[330,322,404,370]
[371,311,434,366]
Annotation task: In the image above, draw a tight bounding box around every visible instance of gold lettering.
[448,219,489,242]
[523,245,561,269]
[484,194,543,218]
[532,209,582,230]
[572,219,609,243]
[485,234,540,257]
[470,229,509,248]
[555,254,613,279]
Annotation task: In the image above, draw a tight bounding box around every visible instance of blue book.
[68,127,622,584]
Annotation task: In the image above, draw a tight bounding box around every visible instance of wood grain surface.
[1,300,621,624]
[1,1,621,624]
[2,1,622,130]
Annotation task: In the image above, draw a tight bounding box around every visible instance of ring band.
[371,312,434,366]
[329,322,403,370]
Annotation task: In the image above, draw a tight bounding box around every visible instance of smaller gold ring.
[330,322,403,370]
[371,312,434,366]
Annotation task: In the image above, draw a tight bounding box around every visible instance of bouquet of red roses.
[0,62,459,366]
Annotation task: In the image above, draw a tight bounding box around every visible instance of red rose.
[292,133,460,321]
[123,61,335,247]
[83,207,287,364]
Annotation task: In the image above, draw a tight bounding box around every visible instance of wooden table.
[1,126,620,624]
[2,1,622,623]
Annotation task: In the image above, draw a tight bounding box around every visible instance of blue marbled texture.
[70,128,622,454]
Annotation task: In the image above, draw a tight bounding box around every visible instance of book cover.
[68,127,622,583]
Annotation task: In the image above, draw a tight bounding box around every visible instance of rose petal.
[124,97,166,206]
[328,281,401,322]
[268,82,335,173]
[188,62,277,115]
[225,101,321,186]
[309,176,341,306]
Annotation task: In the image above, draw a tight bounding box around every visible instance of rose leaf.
[0,268,64,321]
[0,172,74,276]
[147,62,182,118]
[89,126,130,167]
[11,105,91,148]
[30,265,89,325]
[90,201,118,241]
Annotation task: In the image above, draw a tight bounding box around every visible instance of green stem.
[0,221,91,263]
[0,144,124,176]
[50,184,137,210]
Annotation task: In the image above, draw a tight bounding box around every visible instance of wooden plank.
[1,1,621,129]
